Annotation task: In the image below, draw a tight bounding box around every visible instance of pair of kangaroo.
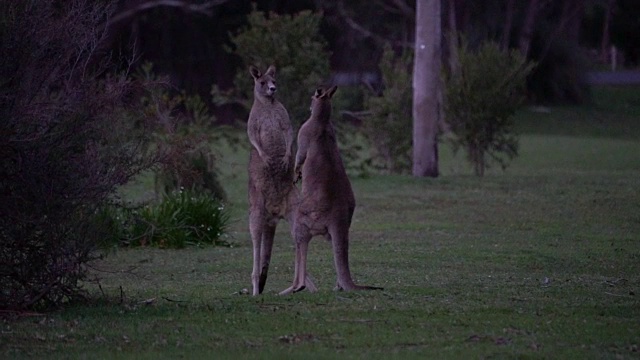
[247,65,381,295]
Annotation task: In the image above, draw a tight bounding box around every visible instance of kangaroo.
[280,86,382,295]
[246,65,316,296]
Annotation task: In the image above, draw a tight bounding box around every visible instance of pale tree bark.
[412,0,441,177]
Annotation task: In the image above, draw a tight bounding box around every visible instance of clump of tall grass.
[103,189,231,249]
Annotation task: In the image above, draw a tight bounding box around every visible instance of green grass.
[2,86,640,359]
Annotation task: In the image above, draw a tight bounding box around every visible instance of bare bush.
[0,0,164,310]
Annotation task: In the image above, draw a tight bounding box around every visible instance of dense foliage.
[444,41,535,176]
[0,1,164,310]
[213,8,331,125]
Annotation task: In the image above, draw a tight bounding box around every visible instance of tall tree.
[412,0,441,177]
[600,0,615,63]
[518,0,540,57]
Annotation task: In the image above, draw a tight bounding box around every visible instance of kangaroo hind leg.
[249,210,266,296]
[280,224,312,295]
[329,223,383,291]
[258,223,276,294]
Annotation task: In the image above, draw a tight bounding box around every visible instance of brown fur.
[280,86,382,294]
[247,65,316,295]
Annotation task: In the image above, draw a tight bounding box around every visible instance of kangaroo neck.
[313,109,331,125]
[256,94,276,106]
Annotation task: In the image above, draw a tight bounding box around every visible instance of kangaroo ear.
[326,85,338,98]
[249,65,261,80]
[265,65,276,77]
[314,87,324,97]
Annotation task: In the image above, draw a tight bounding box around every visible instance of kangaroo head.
[310,85,337,118]
[250,65,277,102]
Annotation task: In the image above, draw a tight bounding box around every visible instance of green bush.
[444,40,535,176]
[213,7,330,125]
[362,44,413,174]
[105,190,231,249]
[136,62,231,201]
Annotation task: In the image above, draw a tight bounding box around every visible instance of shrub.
[105,190,231,249]
[136,63,229,201]
[212,7,330,125]
[0,1,164,310]
[362,44,413,174]
[444,40,535,176]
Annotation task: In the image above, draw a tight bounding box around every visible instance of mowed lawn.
[2,86,639,359]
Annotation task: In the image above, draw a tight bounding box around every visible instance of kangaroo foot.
[334,284,383,292]
[258,271,268,294]
[304,276,318,292]
[278,284,306,295]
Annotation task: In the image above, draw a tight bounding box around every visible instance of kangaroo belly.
[258,114,291,159]
[249,157,295,218]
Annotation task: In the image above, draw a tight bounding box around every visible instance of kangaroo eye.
[260,81,266,86]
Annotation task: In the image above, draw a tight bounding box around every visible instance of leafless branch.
[537,1,584,61]
[387,0,414,17]
[336,0,413,48]
[109,0,229,26]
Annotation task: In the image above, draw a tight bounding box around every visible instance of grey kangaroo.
[280,86,382,294]
[246,65,316,295]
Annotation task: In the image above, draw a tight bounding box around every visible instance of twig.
[162,296,188,303]
[604,278,627,287]
[119,285,125,304]
[332,318,384,323]
[340,110,372,120]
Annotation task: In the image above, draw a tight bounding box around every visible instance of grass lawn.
[2,86,639,359]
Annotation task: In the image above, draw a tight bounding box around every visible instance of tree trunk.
[501,0,515,50]
[565,0,584,44]
[600,0,614,64]
[518,0,539,58]
[446,0,459,76]
[412,0,441,177]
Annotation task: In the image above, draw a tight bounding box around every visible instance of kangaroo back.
[282,86,382,294]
